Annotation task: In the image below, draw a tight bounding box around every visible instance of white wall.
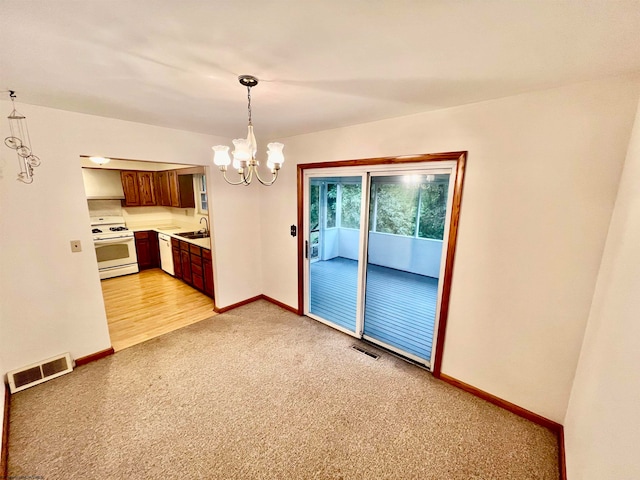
[564,97,640,478]
[336,228,443,278]
[0,102,262,374]
[321,228,339,260]
[260,75,640,423]
[368,233,443,278]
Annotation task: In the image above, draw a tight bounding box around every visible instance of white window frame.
[196,174,208,215]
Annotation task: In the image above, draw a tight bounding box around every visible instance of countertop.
[130,224,211,249]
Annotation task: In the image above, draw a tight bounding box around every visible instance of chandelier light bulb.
[212,145,231,167]
[266,142,285,170]
[232,138,251,168]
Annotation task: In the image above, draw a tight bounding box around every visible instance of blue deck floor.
[310,257,438,362]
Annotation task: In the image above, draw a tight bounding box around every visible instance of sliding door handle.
[305,240,309,259]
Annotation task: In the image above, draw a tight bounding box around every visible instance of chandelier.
[212,75,284,186]
[4,90,41,184]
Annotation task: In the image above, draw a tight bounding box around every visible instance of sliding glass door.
[303,164,456,367]
[307,176,364,334]
[362,173,450,363]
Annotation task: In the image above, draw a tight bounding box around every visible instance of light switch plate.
[70,240,82,253]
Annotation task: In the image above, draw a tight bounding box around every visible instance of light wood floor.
[101,268,216,351]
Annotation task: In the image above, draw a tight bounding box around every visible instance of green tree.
[340,184,361,228]
[326,183,337,228]
[372,183,420,236]
[418,181,448,240]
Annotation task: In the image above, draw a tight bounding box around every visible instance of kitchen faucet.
[199,216,209,235]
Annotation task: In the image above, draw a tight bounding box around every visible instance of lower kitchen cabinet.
[202,249,214,297]
[171,238,182,279]
[170,237,214,300]
[180,244,192,285]
[134,231,159,270]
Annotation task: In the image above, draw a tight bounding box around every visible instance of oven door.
[94,236,139,278]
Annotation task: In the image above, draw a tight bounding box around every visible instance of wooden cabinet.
[180,242,192,285]
[138,171,156,206]
[176,174,196,208]
[168,237,213,299]
[121,171,157,207]
[134,231,159,270]
[156,171,172,206]
[202,248,214,298]
[120,171,140,206]
[171,238,182,279]
[152,171,195,208]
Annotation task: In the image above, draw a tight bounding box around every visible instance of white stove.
[90,216,139,279]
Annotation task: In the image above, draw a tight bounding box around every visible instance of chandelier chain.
[247,86,252,126]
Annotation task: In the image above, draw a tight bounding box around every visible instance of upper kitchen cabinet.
[175,174,196,208]
[156,171,195,208]
[121,171,157,207]
[120,171,140,206]
[138,171,157,206]
[156,171,172,206]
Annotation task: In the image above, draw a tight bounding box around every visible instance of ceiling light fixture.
[89,156,111,165]
[211,75,284,186]
[4,90,41,184]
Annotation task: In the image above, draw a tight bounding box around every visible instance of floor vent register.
[7,353,74,393]
[350,344,380,360]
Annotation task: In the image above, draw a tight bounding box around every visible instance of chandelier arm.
[222,169,247,186]
[241,165,253,186]
[254,167,279,186]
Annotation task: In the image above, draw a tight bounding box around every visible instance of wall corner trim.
[260,295,299,314]
[213,295,263,313]
[439,373,566,479]
[74,347,115,367]
[214,294,299,315]
[1,386,10,479]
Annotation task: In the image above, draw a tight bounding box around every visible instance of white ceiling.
[2,1,640,139]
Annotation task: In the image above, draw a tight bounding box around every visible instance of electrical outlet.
[70,240,82,253]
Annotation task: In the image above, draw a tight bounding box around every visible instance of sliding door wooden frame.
[297,151,467,377]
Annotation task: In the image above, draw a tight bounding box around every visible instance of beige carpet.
[8,300,559,479]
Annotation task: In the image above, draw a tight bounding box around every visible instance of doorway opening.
[80,156,216,351]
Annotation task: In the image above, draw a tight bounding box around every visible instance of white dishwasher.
[158,233,175,276]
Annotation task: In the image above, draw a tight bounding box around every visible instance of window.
[197,174,208,214]
[371,182,419,236]
[369,175,449,240]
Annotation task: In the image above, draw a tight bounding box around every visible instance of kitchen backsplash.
[88,200,205,230]
[87,199,122,217]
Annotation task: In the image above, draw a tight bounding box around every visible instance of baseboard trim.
[439,373,561,431]
[213,295,263,314]
[439,373,566,479]
[214,294,299,315]
[558,425,567,480]
[1,385,10,479]
[260,295,298,314]
[74,347,115,367]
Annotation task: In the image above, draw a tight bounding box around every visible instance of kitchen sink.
[176,231,209,240]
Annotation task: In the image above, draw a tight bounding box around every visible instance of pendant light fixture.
[212,75,284,186]
[4,90,41,184]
